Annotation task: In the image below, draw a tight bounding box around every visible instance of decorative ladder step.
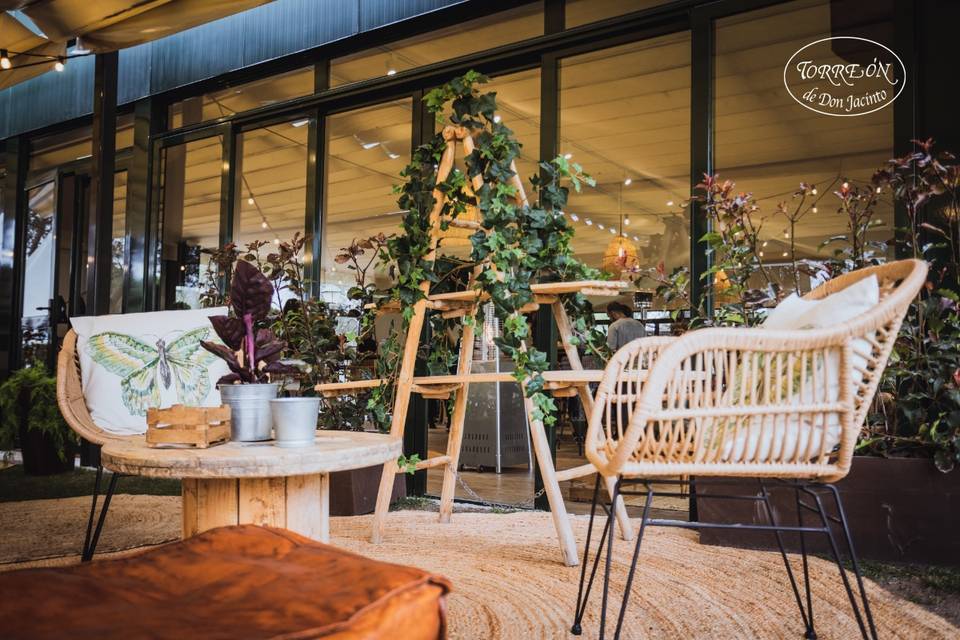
[414,455,451,471]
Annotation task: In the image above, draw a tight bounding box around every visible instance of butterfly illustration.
[86,327,220,417]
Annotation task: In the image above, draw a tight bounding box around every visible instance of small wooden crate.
[146,405,231,449]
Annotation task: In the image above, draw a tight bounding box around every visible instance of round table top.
[101,431,402,479]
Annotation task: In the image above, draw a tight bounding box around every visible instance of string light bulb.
[273,237,281,245]
[666,200,674,207]
[623,216,630,226]
[570,213,579,222]
[0,50,10,70]
[247,197,255,205]
[54,57,65,72]
[597,223,605,230]
[811,206,818,213]
[585,218,593,226]
[261,220,268,229]
[563,152,572,160]
[623,177,632,186]
[811,187,818,195]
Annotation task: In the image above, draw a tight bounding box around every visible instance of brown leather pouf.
[0,525,451,639]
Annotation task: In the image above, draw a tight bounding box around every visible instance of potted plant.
[0,362,77,475]
[200,259,297,441]
[677,140,960,566]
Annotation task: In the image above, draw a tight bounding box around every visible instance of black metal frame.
[572,476,877,640]
[81,465,122,562]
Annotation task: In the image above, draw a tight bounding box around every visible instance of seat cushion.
[70,308,231,435]
[0,525,451,640]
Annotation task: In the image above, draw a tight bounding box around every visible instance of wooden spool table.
[100,432,401,543]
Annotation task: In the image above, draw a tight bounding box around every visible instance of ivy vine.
[371,71,607,429]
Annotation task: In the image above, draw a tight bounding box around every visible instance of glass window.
[565,0,671,29]
[29,115,134,174]
[322,99,412,305]
[234,118,311,248]
[110,170,127,314]
[157,136,224,309]
[330,4,543,87]
[22,181,56,364]
[715,0,895,288]
[560,33,692,293]
[168,67,315,129]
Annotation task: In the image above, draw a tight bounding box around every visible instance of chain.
[454,470,547,510]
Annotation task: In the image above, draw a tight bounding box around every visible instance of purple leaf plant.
[201,260,298,385]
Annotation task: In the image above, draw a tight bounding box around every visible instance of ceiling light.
[493,115,501,123]
[291,119,310,128]
[563,153,572,160]
[842,181,850,190]
[783,231,790,238]
[353,134,379,150]
[0,50,10,70]
[623,178,632,186]
[623,216,630,226]
[247,197,255,205]
[557,210,565,216]
[811,187,818,195]
[621,231,628,237]
[54,57,65,72]
[609,227,617,235]
[759,251,764,257]
[811,206,818,213]
[632,235,639,242]
[386,68,397,76]
[274,237,281,245]
[261,221,268,229]
[762,241,768,247]
[666,200,674,207]
[597,223,605,230]
[875,186,882,194]
[585,218,592,226]
[570,213,579,222]
[782,252,789,257]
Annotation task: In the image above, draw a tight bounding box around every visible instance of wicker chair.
[56,329,138,561]
[571,259,927,640]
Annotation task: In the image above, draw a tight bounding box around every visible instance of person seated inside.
[605,301,646,352]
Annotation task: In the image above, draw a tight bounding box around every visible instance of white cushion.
[708,275,879,463]
[70,308,231,435]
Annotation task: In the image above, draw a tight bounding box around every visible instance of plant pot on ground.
[0,363,77,475]
[695,456,960,567]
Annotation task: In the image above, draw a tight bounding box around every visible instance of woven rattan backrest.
[56,329,116,446]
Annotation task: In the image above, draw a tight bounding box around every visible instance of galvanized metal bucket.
[218,383,279,442]
[270,397,321,448]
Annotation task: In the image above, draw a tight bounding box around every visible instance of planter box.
[329,463,406,516]
[696,457,960,567]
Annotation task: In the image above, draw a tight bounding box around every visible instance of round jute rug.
[0,495,180,564]
[328,511,957,640]
[1,500,956,638]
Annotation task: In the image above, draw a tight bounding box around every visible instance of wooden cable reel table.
[101,432,401,543]
[316,125,634,566]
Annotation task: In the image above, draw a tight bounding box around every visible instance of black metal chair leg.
[599,478,620,640]
[614,482,653,639]
[795,485,817,639]
[758,480,812,635]
[809,490,871,639]
[824,485,879,640]
[572,474,607,635]
[81,465,104,560]
[81,470,119,562]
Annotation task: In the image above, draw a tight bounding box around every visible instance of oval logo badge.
[783,36,906,117]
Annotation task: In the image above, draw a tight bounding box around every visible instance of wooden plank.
[285,473,324,541]
[439,304,476,523]
[238,477,286,528]
[415,455,451,470]
[195,478,239,533]
[318,473,330,543]
[181,478,199,538]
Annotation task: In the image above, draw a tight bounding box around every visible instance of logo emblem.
[783,36,906,117]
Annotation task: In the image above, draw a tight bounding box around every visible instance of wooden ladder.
[317,125,633,566]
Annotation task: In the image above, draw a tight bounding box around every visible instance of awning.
[0,1,274,89]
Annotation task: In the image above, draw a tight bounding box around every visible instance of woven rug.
[1,499,956,638]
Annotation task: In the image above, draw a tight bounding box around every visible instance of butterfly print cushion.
[70,308,231,435]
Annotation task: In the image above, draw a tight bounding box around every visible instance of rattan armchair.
[572,259,927,640]
[56,329,136,560]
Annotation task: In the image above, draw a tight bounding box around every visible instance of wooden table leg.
[182,474,328,543]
